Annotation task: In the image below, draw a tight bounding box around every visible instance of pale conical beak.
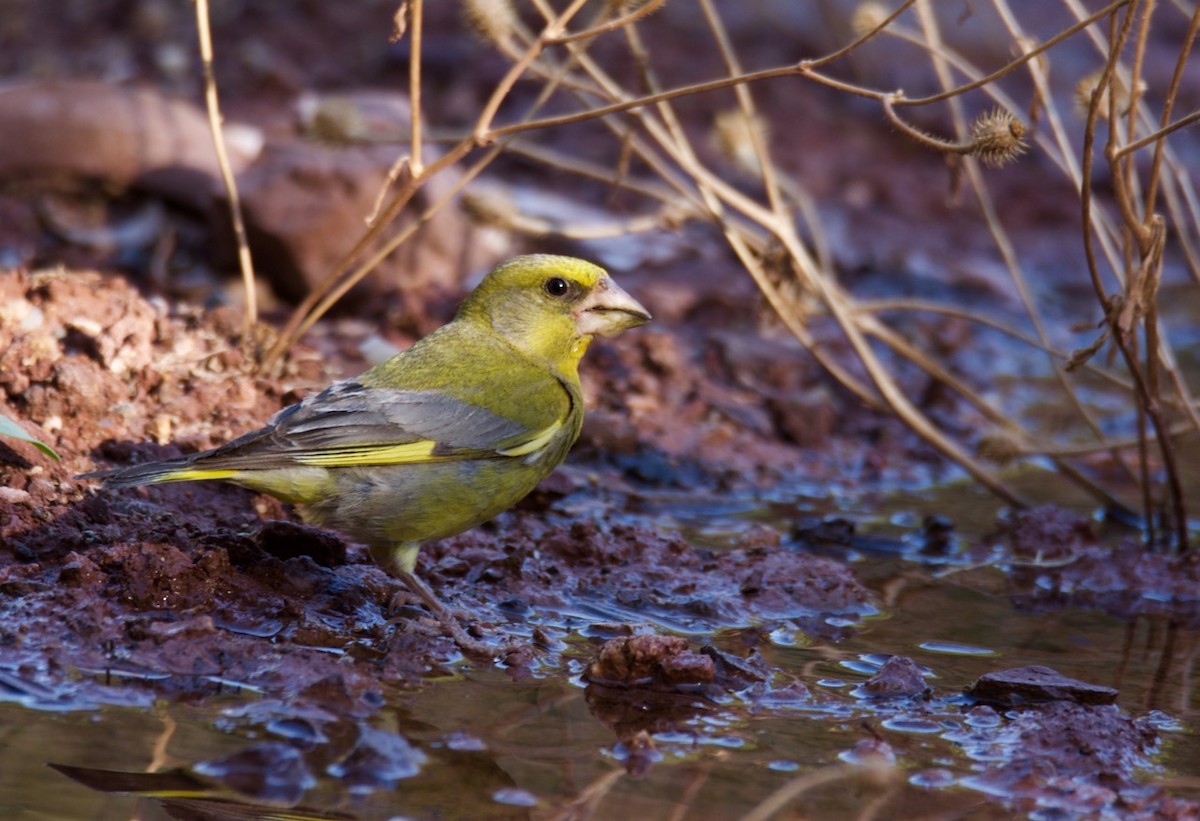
[575,276,651,337]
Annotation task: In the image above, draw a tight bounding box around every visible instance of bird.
[81,254,650,621]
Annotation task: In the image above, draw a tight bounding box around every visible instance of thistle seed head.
[463,0,518,47]
[968,108,1027,168]
[852,2,892,36]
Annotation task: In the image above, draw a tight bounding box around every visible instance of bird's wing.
[191,380,566,471]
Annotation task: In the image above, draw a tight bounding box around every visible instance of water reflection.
[6,489,1200,817]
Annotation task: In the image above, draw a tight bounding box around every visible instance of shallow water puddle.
[2,486,1198,819]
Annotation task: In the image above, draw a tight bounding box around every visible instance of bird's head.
[461,254,651,372]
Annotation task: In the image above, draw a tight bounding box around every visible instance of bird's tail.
[77,456,238,488]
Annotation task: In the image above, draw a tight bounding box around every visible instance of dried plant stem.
[666,765,712,821]
[863,318,1130,511]
[854,299,1145,394]
[537,0,1028,502]
[474,0,591,141]
[296,146,506,347]
[545,766,625,821]
[1015,0,1200,468]
[504,139,680,202]
[898,0,1131,106]
[146,711,177,772]
[1080,1,1145,298]
[807,0,920,68]
[559,11,884,415]
[1116,109,1200,159]
[1023,428,1197,458]
[1058,0,1200,446]
[485,0,1125,161]
[977,2,1143,493]
[548,0,670,45]
[193,0,257,341]
[1141,1,1200,212]
[264,0,591,368]
[263,134,469,368]
[258,0,1198,530]
[1078,0,1191,548]
[738,763,891,821]
[697,0,786,216]
[711,1,1028,502]
[880,96,975,156]
[408,0,424,175]
[279,36,596,352]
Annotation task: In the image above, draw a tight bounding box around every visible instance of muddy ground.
[2,2,1199,819]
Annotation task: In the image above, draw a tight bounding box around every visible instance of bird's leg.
[378,542,498,654]
[397,570,450,618]
[377,543,456,618]
[392,570,510,656]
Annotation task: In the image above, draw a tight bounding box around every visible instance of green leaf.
[0,412,60,461]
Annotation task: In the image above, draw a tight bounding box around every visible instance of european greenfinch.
[82,254,650,613]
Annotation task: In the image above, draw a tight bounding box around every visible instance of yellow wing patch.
[497,419,563,457]
[292,439,440,467]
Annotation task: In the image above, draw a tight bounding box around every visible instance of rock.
[584,634,715,689]
[236,124,498,306]
[968,665,1118,706]
[863,655,928,697]
[0,81,259,208]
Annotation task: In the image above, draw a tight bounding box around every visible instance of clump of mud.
[998,506,1200,625]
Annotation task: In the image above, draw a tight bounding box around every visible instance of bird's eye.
[543,276,570,298]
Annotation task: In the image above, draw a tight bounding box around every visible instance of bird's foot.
[385,576,505,658]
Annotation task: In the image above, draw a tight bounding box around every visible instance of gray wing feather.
[191,381,532,470]
[272,382,526,449]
